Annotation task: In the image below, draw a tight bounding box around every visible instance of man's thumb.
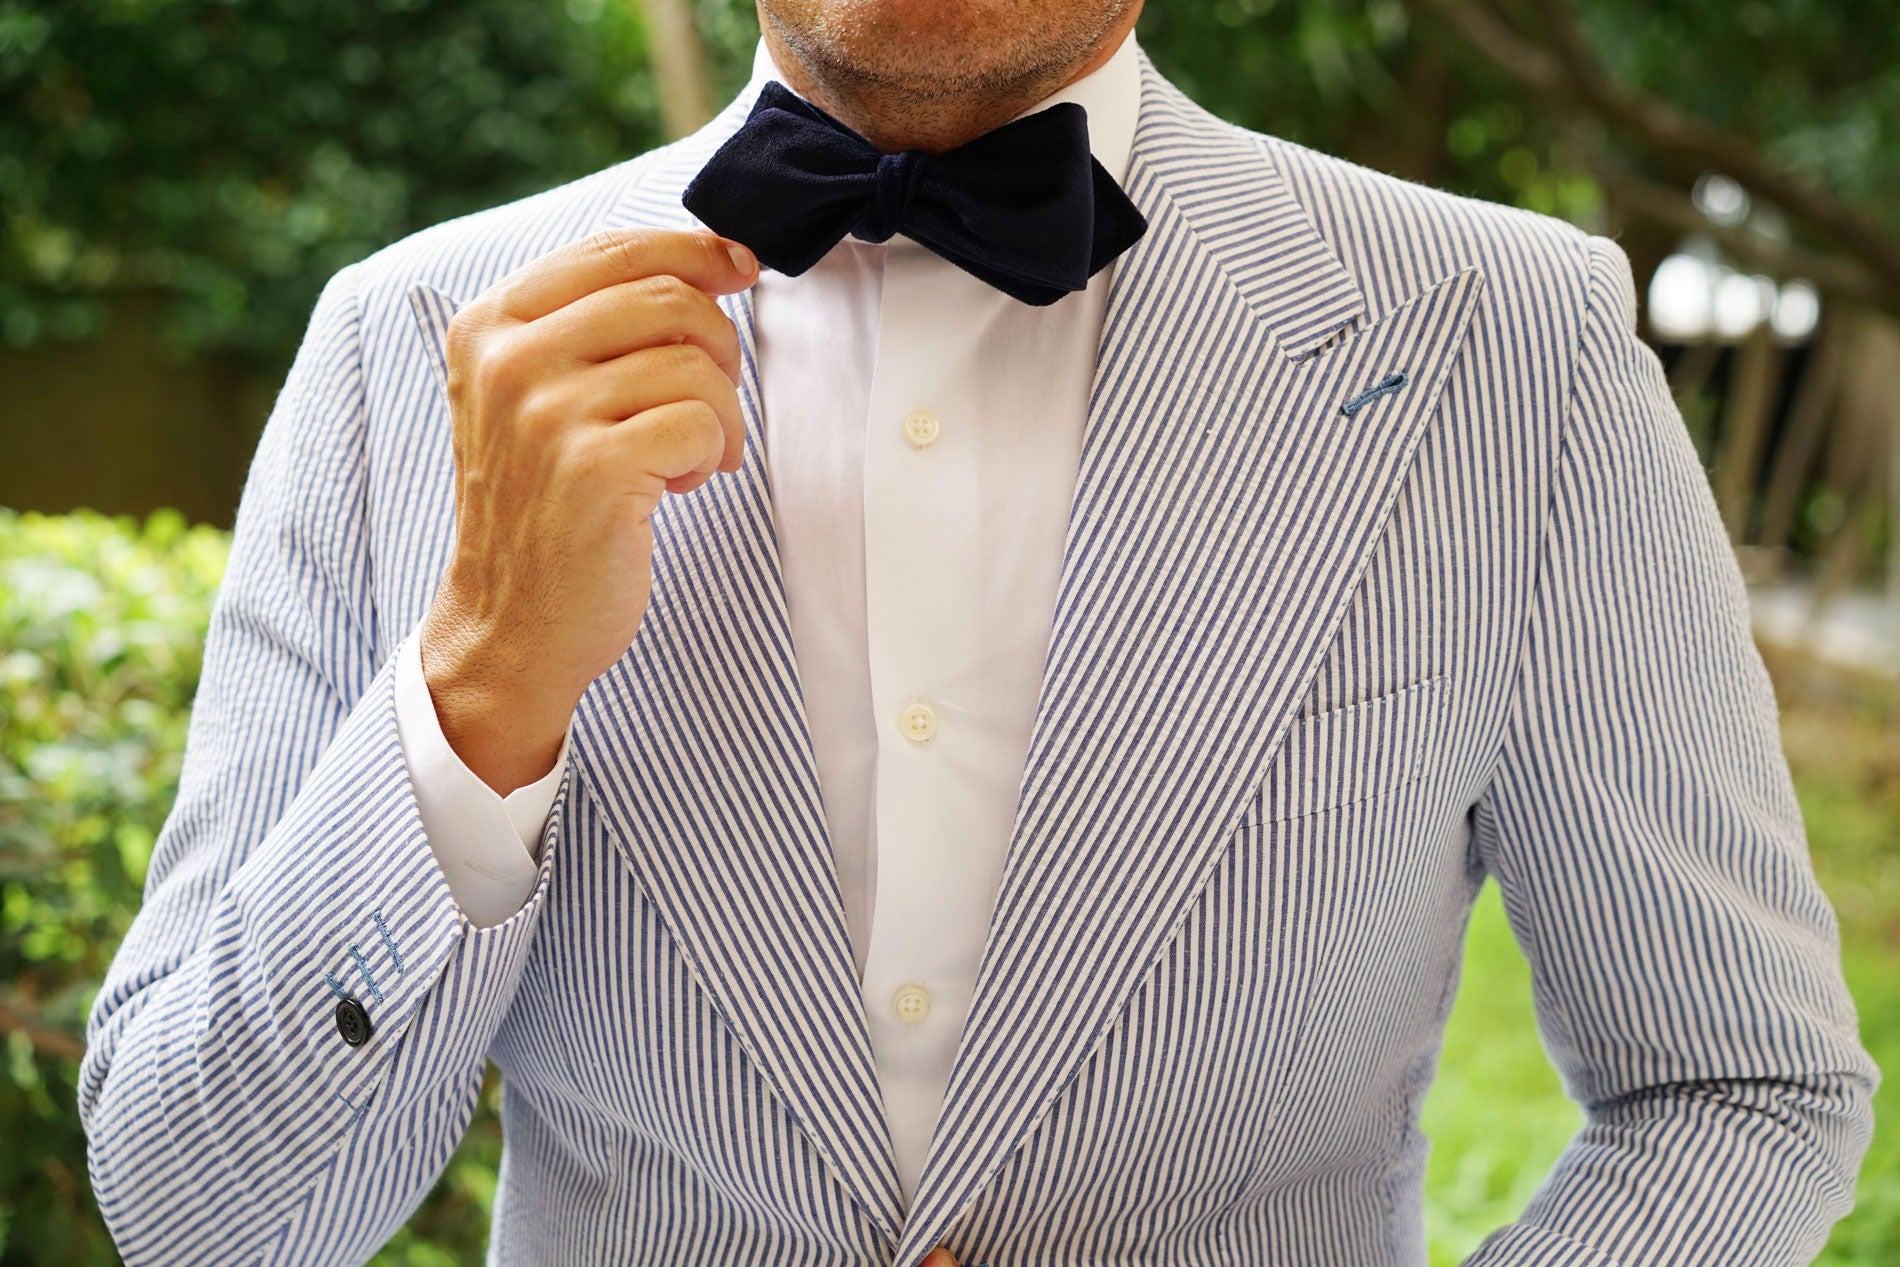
[919,1249,958,1267]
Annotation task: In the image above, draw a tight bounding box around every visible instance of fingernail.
[726,241,756,275]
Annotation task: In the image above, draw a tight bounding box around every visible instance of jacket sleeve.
[1462,235,1879,1267]
[78,261,575,1266]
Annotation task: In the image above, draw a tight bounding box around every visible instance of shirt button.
[902,408,940,448]
[898,700,938,743]
[892,982,932,1024]
[335,997,373,1048]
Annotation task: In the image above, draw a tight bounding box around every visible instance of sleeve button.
[335,997,373,1047]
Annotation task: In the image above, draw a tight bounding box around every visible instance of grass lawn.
[1420,690,1900,1264]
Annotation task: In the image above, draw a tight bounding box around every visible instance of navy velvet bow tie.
[680,81,1148,306]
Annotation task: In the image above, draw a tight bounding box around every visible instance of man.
[81,0,1877,1263]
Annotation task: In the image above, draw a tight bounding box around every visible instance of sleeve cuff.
[392,624,575,927]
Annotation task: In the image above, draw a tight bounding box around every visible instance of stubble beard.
[759,0,1135,152]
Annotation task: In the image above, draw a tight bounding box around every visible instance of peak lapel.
[579,150,907,1243]
[565,285,906,1249]
[403,103,907,1241]
[891,56,1487,1265]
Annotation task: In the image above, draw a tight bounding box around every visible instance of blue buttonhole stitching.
[345,943,385,1003]
[322,971,350,1001]
[370,909,404,974]
[1341,370,1408,417]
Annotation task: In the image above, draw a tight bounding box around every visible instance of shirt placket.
[857,240,993,1201]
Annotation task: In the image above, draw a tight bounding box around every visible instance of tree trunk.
[638,0,715,141]
[1711,321,1785,542]
[1758,306,1848,555]
[1806,317,1898,624]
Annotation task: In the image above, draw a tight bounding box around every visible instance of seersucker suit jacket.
[80,45,1876,1267]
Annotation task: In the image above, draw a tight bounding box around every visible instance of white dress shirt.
[392,29,1141,1203]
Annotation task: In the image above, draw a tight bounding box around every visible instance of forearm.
[82,653,571,1263]
[1465,1073,1873,1266]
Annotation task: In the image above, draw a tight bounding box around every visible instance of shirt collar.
[743,29,1142,186]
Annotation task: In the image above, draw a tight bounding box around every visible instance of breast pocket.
[1246,673,1451,824]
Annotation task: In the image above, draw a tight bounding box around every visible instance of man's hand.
[418,228,759,793]
[920,1249,959,1266]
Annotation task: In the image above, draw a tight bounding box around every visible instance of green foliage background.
[0,509,223,1264]
[0,508,518,1264]
[2,0,659,358]
[8,0,1897,372]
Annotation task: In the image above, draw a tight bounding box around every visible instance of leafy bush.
[0,0,664,360]
[0,505,511,1265]
[0,506,225,1263]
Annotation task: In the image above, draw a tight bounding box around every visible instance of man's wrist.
[429,682,572,796]
[418,620,577,796]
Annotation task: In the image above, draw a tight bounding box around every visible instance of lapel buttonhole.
[1340,370,1409,418]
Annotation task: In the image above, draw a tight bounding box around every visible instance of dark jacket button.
[335,997,373,1047]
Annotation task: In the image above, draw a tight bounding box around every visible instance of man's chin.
[764,0,1082,93]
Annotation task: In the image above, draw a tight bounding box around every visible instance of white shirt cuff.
[392,624,574,927]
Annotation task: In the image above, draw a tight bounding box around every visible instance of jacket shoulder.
[339,151,649,312]
[331,118,741,326]
[1244,126,1601,324]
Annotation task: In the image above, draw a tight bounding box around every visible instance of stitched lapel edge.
[889,63,1487,1254]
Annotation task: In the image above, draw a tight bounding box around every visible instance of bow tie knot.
[859,150,925,244]
[681,81,1148,306]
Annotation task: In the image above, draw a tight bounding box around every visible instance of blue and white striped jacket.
[80,46,1877,1267]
